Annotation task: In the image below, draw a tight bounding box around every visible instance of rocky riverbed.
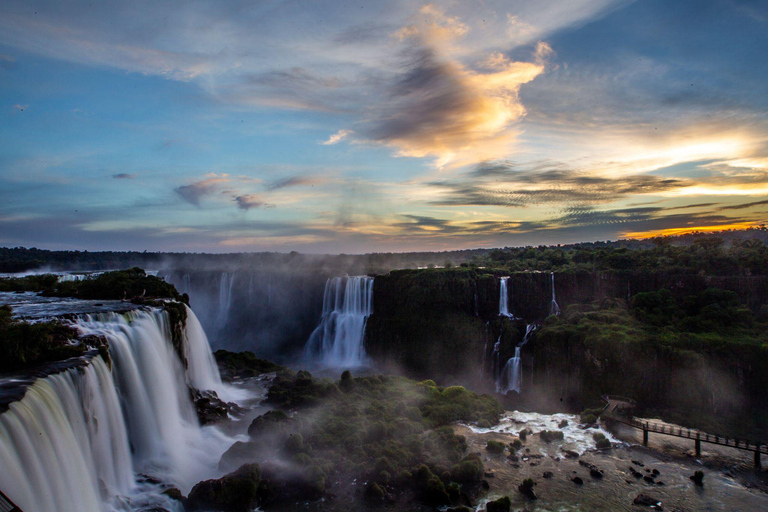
[454,411,768,511]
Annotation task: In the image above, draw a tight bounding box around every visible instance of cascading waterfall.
[496,324,536,395]
[499,276,517,318]
[304,276,373,367]
[77,309,234,492]
[0,305,239,511]
[0,357,139,512]
[491,338,502,382]
[183,306,249,403]
[550,272,561,316]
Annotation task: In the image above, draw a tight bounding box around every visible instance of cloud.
[174,174,230,206]
[359,7,551,167]
[429,161,685,207]
[234,194,264,210]
[265,175,323,191]
[322,129,352,145]
[112,173,137,179]
[717,199,768,211]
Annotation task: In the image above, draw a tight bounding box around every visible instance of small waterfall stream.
[499,276,517,318]
[496,324,536,395]
[304,276,374,367]
[550,272,561,316]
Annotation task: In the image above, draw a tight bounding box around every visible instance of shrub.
[540,430,564,443]
[452,454,483,483]
[485,440,506,454]
[486,495,511,512]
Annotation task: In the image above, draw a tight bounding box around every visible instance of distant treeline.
[476,231,768,276]
[1,226,767,274]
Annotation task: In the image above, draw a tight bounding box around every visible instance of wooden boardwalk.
[601,395,765,468]
[0,490,21,512]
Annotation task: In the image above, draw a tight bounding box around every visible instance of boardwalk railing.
[0,490,21,512]
[601,395,765,468]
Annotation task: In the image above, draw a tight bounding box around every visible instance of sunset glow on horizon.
[1,0,767,253]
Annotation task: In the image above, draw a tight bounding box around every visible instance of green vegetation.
[0,269,188,373]
[534,288,768,437]
[187,463,265,512]
[0,267,185,302]
[474,234,768,276]
[539,430,564,443]
[214,350,286,380]
[0,305,85,372]
[485,440,506,453]
[223,369,503,507]
[486,495,512,512]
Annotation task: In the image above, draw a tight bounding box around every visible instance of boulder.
[486,495,511,512]
[187,464,263,512]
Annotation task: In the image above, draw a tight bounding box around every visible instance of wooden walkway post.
[695,433,701,457]
[756,446,762,469]
[643,423,649,446]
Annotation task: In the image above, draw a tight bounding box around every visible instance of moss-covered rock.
[0,305,85,372]
[187,464,264,512]
[247,409,291,437]
[228,369,500,508]
[214,349,285,380]
[486,495,512,512]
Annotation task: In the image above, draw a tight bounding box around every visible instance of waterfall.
[497,347,522,394]
[499,276,517,318]
[0,305,242,511]
[491,338,501,382]
[183,306,249,403]
[76,309,235,493]
[496,324,536,395]
[216,272,235,331]
[550,272,561,316]
[0,357,137,512]
[304,276,373,367]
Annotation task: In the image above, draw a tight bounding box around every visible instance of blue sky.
[1,0,767,253]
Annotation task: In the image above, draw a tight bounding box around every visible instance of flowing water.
[550,271,561,316]
[498,277,516,318]
[459,411,768,511]
[0,305,249,511]
[496,324,536,395]
[303,276,374,367]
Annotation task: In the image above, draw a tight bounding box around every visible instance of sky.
[1,0,767,253]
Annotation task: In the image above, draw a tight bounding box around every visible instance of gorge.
[1,243,768,511]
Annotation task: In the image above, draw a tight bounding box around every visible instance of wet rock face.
[191,388,242,425]
[486,495,512,512]
[690,470,705,486]
[633,493,663,510]
[187,463,263,512]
